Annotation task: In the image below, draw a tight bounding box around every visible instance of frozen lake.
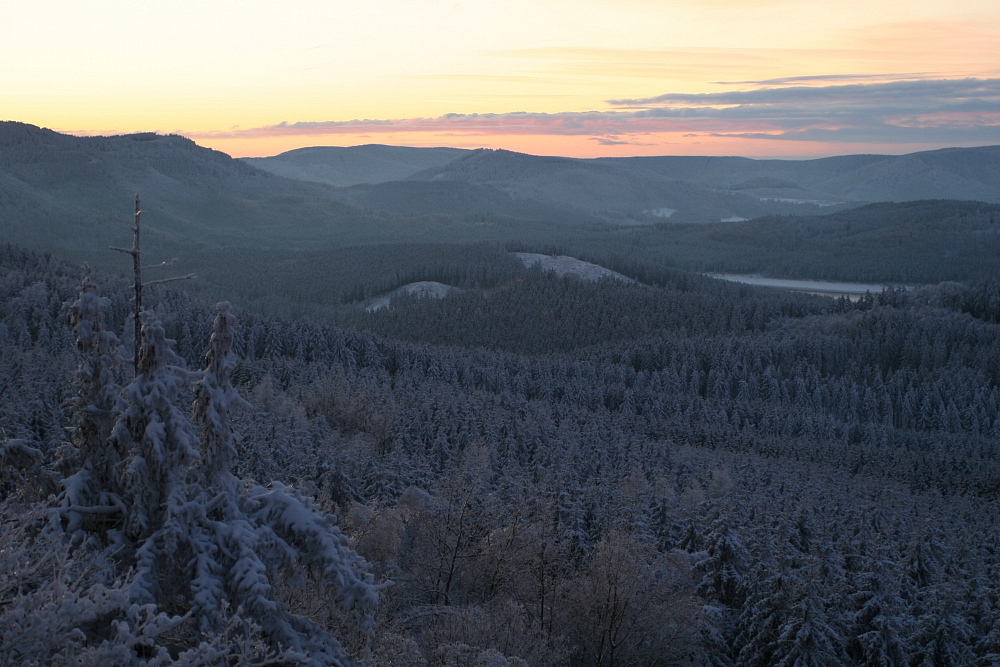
[707,273,897,298]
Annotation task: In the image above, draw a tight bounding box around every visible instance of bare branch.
[143,258,179,270]
[144,273,197,286]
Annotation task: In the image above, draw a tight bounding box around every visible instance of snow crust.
[513,253,636,284]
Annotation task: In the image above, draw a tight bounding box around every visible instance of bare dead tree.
[111,194,195,374]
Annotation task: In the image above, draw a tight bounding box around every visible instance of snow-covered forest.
[2,242,1000,665]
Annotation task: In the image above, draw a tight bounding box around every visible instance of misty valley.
[1,123,1000,666]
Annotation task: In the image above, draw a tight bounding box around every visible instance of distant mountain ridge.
[3,122,999,323]
[598,145,1000,203]
[244,144,468,187]
[248,145,858,221]
[247,143,1000,222]
[0,121,376,257]
[3,121,999,275]
[403,148,838,221]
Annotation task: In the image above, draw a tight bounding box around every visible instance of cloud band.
[188,78,1000,146]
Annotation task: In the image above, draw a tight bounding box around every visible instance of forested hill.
[244,144,469,187]
[3,122,999,324]
[598,144,1000,203]
[2,243,1000,663]
[0,122,608,286]
[246,143,1000,222]
[0,121,382,255]
[632,199,1000,283]
[402,148,859,221]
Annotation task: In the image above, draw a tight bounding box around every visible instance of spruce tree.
[58,277,125,537]
[51,201,382,663]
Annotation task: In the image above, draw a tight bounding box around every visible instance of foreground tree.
[44,281,381,664]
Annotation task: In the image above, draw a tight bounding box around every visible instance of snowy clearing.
[514,253,636,284]
[645,207,677,218]
[364,281,462,312]
[756,197,845,207]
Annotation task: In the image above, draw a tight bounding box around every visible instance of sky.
[1,0,999,159]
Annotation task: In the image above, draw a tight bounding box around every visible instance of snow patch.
[364,281,462,312]
[514,253,636,284]
[757,196,845,207]
[721,216,749,222]
[645,207,676,218]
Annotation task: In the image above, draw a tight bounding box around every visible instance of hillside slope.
[407,148,853,221]
[244,144,468,187]
[0,121,379,257]
[599,145,1000,203]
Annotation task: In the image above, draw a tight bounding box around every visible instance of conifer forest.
[1,130,1000,666]
[3,237,1000,665]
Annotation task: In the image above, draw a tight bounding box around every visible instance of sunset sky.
[2,0,998,158]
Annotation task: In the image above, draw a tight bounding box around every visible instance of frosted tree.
[57,277,125,537]
[52,212,381,664]
[734,565,798,667]
[111,309,201,545]
[908,610,975,667]
[695,522,749,608]
[767,587,844,667]
[845,563,908,667]
[123,301,381,664]
[192,301,248,493]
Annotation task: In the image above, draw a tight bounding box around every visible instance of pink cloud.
[184,77,1000,148]
[187,112,782,140]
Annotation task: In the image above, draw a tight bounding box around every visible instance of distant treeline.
[191,201,999,324]
[632,200,1000,283]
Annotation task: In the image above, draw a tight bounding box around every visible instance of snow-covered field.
[364,281,462,312]
[513,253,636,284]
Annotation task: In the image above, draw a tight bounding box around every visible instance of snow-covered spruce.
[55,290,380,664]
[58,277,126,536]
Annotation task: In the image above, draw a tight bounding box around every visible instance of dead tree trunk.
[111,194,194,375]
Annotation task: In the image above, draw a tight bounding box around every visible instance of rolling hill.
[599,145,1000,204]
[0,121,380,257]
[3,121,998,320]
[243,144,468,187]
[404,148,851,221]
[245,143,1000,223]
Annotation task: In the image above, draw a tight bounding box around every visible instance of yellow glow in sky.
[1,0,998,157]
